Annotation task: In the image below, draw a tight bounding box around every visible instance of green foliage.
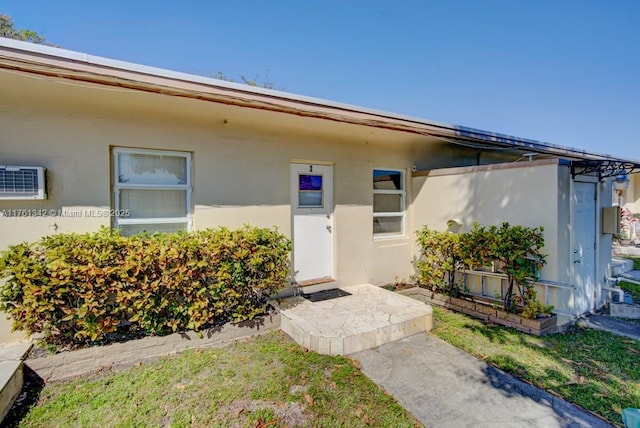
[415,227,462,295]
[521,295,554,319]
[0,226,291,346]
[0,14,47,44]
[619,280,640,303]
[416,222,551,317]
[624,257,640,271]
[459,222,547,314]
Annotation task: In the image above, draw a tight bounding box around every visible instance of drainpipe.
[603,276,626,303]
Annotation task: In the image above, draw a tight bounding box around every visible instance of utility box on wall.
[602,206,620,235]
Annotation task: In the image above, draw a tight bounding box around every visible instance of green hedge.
[0,226,291,346]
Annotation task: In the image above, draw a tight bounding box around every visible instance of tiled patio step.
[280,284,433,355]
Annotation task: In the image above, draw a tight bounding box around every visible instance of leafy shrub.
[521,296,554,319]
[415,222,552,317]
[415,227,462,295]
[459,222,547,314]
[0,226,291,346]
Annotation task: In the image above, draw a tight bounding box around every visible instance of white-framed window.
[373,169,405,237]
[113,147,191,235]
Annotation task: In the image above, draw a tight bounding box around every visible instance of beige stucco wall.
[1,69,445,343]
[411,161,563,282]
[624,173,640,214]
[0,67,617,340]
[411,162,614,320]
[0,106,416,282]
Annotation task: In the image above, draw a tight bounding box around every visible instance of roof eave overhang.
[1,37,639,173]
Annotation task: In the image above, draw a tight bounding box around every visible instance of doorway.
[290,163,333,284]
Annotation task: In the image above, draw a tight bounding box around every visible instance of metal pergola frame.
[570,160,640,179]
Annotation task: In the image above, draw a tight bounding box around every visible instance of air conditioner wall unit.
[0,166,47,200]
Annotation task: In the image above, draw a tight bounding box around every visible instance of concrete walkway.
[577,314,640,340]
[353,333,613,428]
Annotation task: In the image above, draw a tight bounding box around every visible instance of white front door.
[291,163,333,283]
[572,181,597,311]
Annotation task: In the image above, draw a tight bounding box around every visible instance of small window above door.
[298,174,323,207]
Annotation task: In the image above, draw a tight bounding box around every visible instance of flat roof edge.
[413,159,562,178]
[1,37,638,165]
[0,37,452,127]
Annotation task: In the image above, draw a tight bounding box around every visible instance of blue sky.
[3,1,639,159]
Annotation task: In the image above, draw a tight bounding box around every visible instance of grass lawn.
[619,279,640,303]
[430,306,640,427]
[9,331,420,428]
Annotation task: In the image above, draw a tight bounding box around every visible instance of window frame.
[373,168,405,238]
[297,172,325,208]
[112,147,192,233]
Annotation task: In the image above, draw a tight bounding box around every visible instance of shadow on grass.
[465,317,542,349]
[434,308,634,426]
[2,366,45,428]
[467,322,512,344]
[199,310,276,339]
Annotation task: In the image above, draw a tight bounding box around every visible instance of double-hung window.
[113,148,191,235]
[373,169,405,236]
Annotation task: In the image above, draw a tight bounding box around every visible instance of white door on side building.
[290,163,333,283]
[572,181,597,311]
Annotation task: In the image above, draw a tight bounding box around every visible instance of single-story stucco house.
[1,37,639,342]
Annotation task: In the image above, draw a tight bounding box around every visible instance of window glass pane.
[299,174,323,191]
[299,191,323,207]
[373,170,403,190]
[373,216,403,235]
[119,222,187,236]
[374,194,402,213]
[118,153,187,185]
[119,189,187,219]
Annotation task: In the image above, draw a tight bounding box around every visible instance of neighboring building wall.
[624,173,640,214]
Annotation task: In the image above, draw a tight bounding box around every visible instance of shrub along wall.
[0,226,291,347]
[415,222,551,318]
